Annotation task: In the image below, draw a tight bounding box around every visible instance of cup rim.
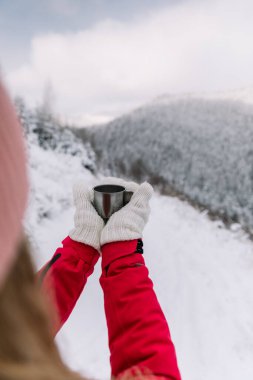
[93,184,125,194]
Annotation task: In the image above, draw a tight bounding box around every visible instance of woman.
[0,80,181,380]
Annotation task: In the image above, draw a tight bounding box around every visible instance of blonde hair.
[0,238,83,380]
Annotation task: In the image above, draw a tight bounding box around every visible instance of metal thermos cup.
[93,184,133,221]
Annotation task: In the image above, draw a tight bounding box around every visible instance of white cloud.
[6,0,253,124]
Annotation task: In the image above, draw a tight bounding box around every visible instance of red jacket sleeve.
[38,236,99,334]
[100,239,181,380]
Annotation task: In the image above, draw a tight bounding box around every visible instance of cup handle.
[123,191,133,205]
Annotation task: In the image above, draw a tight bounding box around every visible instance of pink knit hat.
[0,80,28,288]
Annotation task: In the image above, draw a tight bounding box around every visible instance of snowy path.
[33,191,253,380]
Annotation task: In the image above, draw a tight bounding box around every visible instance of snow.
[28,165,253,380]
[147,195,253,380]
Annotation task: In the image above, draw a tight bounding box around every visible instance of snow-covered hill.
[153,86,253,105]
[15,100,97,250]
[80,96,253,234]
[21,106,253,380]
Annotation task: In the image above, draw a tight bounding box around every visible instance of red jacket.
[38,237,181,380]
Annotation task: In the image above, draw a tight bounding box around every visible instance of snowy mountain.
[153,86,253,105]
[18,99,253,380]
[79,96,253,234]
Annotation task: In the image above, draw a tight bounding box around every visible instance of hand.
[69,181,105,252]
[99,177,154,246]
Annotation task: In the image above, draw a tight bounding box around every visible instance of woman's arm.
[38,236,99,334]
[100,239,181,380]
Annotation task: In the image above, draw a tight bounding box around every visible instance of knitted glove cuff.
[69,225,102,252]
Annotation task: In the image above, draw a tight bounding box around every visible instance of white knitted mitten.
[100,177,153,246]
[69,181,104,251]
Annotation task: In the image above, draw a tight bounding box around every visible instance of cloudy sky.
[1,0,253,125]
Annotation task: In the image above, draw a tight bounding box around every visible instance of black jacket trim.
[38,253,61,284]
